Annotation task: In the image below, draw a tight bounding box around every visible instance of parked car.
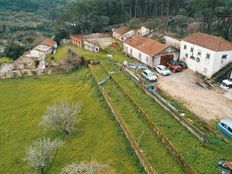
[178,61,188,69]
[218,160,232,174]
[166,61,182,72]
[142,69,157,82]
[220,79,232,90]
[217,118,232,139]
[156,65,171,76]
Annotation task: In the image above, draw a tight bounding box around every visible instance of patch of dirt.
[157,69,232,121]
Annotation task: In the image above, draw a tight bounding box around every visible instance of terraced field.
[98,57,232,174]
[0,68,144,174]
[90,65,185,174]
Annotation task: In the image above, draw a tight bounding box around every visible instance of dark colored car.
[178,61,188,69]
[166,61,183,72]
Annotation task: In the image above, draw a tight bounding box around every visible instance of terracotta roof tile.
[42,38,56,47]
[70,34,82,40]
[124,35,169,57]
[114,27,129,35]
[183,33,232,51]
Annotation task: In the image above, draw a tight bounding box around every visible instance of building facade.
[83,40,100,52]
[70,35,83,48]
[123,35,178,68]
[180,33,232,78]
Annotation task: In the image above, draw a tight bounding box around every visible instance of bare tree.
[61,161,113,174]
[24,138,64,174]
[40,101,81,135]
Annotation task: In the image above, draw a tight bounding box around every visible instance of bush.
[127,18,140,29]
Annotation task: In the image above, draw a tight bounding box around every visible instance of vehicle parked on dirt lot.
[142,69,157,82]
[218,160,232,174]
[217,118,232,139]
[220,79,232,90]
[178,61,188,69]
[166,61,182,72]
[156,65,171,76]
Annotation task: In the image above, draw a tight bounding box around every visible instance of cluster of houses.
[70,33,114,53]
[0,38,57,79]
[110,26,232,79]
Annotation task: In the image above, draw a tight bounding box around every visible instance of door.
[160,54,174,66]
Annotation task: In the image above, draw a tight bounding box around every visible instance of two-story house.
[180,33,232,78]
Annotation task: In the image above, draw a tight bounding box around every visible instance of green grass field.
[0,68,144,174]
[0,57,13,63]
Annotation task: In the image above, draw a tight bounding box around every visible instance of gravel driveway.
[157,69,232,121]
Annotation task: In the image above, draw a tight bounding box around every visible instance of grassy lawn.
[0,57,13,63]
[0,68,143,174]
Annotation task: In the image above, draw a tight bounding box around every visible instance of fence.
[121,66,208,142]
[88,64,157,174]
[99,64,197,174]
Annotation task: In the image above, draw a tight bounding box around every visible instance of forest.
[57,0,232,41]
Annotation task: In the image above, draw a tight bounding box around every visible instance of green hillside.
[0,69,143,174]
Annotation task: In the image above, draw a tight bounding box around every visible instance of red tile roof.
[70,34,82,40]
[124,35,169,57]
[42,38,56,47]
[183,33,232,51]
[114,27,129,35]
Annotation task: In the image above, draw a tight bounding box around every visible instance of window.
[185,53,188,58]
[204,68,207,73]
[222,55,227,59]
[206,54,210,59]
[228,127,232,134]
[190,56,195,60]
[139,52,142,59]
[196,58,200,62]
[184,45,187,49]
[190,47,194,52]
[221,123,227,129]
[146,56,149,63]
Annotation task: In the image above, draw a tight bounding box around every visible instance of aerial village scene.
[0,0,232,174]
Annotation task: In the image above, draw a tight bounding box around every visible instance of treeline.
[57,0,232,41]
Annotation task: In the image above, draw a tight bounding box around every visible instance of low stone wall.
[0,69,53,80]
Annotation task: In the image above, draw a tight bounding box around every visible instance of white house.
[180,33,232,78]
[112,27,136,41]
[30,38,57,60]
[30,44,53,60]
[123,35,178,68]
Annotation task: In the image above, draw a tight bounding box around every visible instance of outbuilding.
[112,27,136,42]
[123,35,178,68]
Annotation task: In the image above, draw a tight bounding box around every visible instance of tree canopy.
[57,0,232,41]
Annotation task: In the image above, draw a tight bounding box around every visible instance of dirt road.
[157,70,232,121]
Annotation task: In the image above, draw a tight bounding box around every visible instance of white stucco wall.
[83,41,100,52]
[123,43,154,67]
[180,41,232,78]
[30,50,46,59]
[123,43,178,68]
[164,36,181,49]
